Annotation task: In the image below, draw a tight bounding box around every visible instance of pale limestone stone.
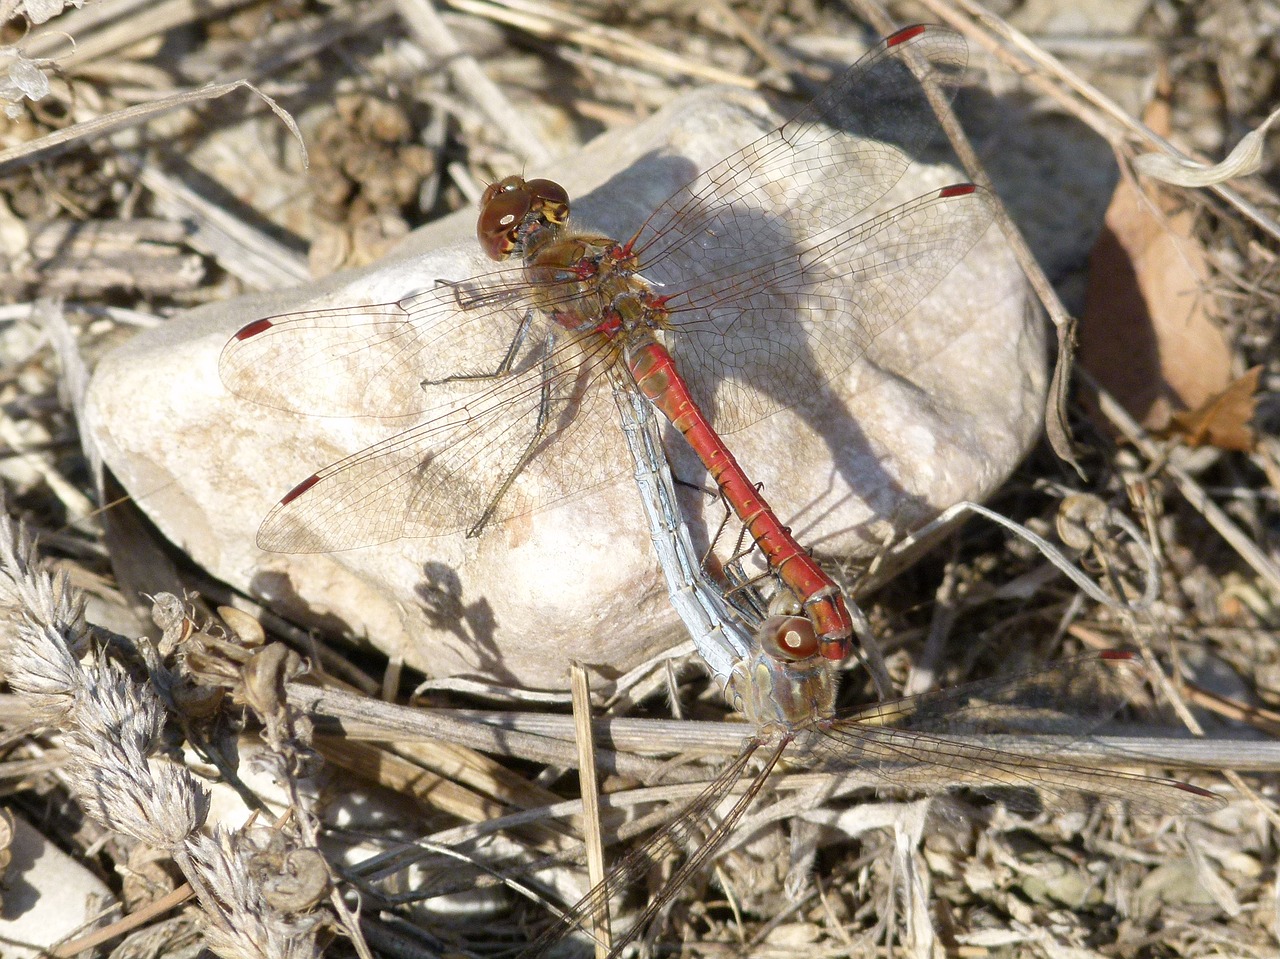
[0,814,117,956]
[85,84,1044,688]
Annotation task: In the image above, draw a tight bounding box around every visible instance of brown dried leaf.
[1079,181,1229,429]
[1080,86,1230,431]
[1162,366,1262,452]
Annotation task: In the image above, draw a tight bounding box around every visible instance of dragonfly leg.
[466,333,558,538]
[422,310,535,388]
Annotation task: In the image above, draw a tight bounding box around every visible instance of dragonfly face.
[477,175,571,261]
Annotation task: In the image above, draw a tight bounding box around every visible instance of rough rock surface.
[86,84,1045,688]
[0,814,117,956]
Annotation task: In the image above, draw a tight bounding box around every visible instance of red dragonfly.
[219,24,995,662]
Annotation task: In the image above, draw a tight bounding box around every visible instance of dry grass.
[0,0,1276,957]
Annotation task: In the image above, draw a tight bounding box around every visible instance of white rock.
[0,813,117,956]
[86,84,1044,689]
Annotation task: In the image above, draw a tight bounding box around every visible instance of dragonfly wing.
[632,25,969,274]
[813,722,1221,816]
[851,652,1141,736]
[664,184,995,432]
[255,332,619,551]
[519,739,780,959]
[812,654,1223,816]
[219,262,550,419]
[625,25,991,433]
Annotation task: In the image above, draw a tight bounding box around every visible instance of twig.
[911,0,1280,244]
[394,0,552,164]
[569,663,611,957]
[25,0,251,64]
[317,697,1272,772]
[51,882,194,958]
[446,0,760,89]
[0,78,308,180]
[842,0,1083,470]
[138,158,310,289]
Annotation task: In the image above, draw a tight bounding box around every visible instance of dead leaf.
[1080,79,1231,432]
[1134,101,1280,186]
[1162,366,1262,452]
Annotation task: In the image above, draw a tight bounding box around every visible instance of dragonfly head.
[726,616,836,730]
[477,176,570,261]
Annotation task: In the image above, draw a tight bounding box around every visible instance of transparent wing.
[628,25,994,431]
[633,26,969,269]
[812,653,1222,815]
[219,262,560,419]
[252,331,622,551]
[519,739,785,959]
[663,185,994,430]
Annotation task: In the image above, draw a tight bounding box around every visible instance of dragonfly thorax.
[479,176,670,339]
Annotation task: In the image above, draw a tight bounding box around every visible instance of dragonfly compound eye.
[477,187,533,260]
[757,615,820,663]
[479,174,525,208]
[526,178,570,224]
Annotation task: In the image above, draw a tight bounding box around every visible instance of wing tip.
[233,318,275,342]
[886,24,929,47]
[279,474,321,507]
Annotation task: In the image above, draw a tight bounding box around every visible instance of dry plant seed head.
[1056,494,1105,552]
[59,650,210,850]
[244,830,330,914]
[1,619,82,722]
[219,605,266,647]
[68,756,211,850]
[0,500,326,959]
[183,829,328,959]
[123,842,182,909]
[161,596,316,762]
[150,590,197,656]
[71,649,165,752]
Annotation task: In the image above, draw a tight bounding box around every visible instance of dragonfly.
[219,24,998,663]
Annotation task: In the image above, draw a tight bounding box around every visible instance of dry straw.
[0,504,326,959]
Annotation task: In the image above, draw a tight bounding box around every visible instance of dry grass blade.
[1084,369,1280,596]
[394,0,551,164]
[50,883,195,958]
[0,78,307,176]
[139,160,310,288]
[845,0,1083,470]
[300,694,1280,772]
[914,0,1280,243]
[1135,102,1280,187]
[446,0,760,88]
[25,0,251,65]
[569,662,611,956]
